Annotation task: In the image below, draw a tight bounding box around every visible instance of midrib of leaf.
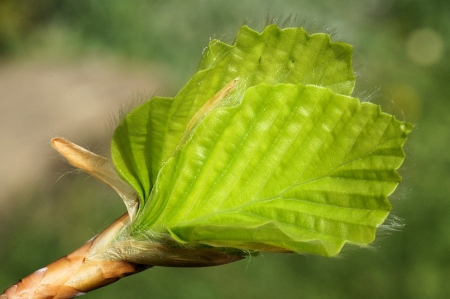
[134,84,404,241]
[170,206,377,248]
[174,88,291,225]
[218,86,353,204]
[157,101,262,225]
[146,86,355,221]
[164,85,305,224]
[174,194,389,228]
[294,104,392,185]
[292,113,387,187]
[246,88,346,202]
[207,85,319,209]
[172,144,397,230]
[161,109,239,227]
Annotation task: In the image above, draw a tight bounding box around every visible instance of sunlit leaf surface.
[111,24,355,203]
[111,24,412,256]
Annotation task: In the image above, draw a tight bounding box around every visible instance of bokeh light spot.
[406,28,444,66]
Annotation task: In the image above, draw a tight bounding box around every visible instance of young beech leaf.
[111,24,412,257]
[111,24,356,205]
[130,83,412,256]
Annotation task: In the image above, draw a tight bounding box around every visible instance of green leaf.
[131,83,412,256]
[111,96,173,204]
[111,24,356,204]
[110,23,412,256]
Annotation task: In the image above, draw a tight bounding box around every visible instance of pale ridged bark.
[1,214,148,299]
[1,213,244,299]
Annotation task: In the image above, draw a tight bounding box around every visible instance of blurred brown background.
[1,0,449,298]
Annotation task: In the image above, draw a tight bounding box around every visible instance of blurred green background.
[0,0,449,298]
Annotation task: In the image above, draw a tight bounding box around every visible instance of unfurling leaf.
[111,24,412,257]
[111,24,356,206]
